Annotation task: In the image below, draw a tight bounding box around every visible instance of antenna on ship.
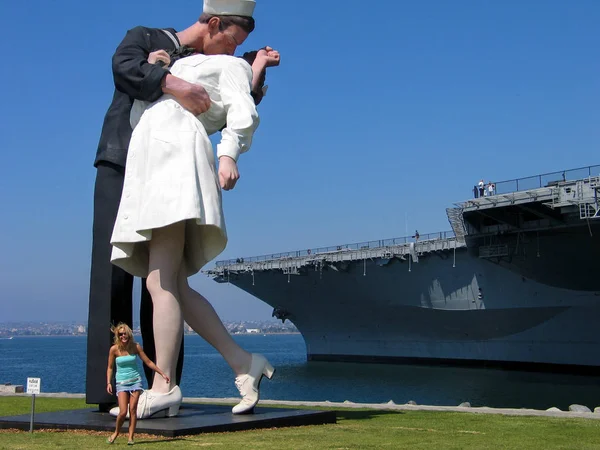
[453,239,456,268]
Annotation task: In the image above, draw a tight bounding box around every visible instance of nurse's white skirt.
[110,100,227,278]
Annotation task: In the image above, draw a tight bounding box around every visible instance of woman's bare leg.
[111,391,129,442]
[178,266,252,376]
[128,390,141,442]
[146,221,185,393]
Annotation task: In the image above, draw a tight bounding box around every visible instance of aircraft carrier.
[209,165,600,373]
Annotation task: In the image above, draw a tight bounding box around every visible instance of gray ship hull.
[224,244,600,371]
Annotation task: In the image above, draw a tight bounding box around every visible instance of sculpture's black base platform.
[0,403,336,437]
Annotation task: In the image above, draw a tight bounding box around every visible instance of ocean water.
[2,334,600,411]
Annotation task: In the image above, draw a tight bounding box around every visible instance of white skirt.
[110,100,227,278]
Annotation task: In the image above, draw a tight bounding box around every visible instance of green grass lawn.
[1,396,600,449]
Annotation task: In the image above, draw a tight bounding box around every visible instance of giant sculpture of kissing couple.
[87,0,281,419]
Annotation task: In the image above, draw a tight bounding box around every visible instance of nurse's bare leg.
[178,266,252,376]
[146,221,185,393]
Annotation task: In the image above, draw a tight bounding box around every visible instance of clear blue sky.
[0,0,598,323]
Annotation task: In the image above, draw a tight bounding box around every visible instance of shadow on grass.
[333,409,406,421]
[134,438,187,445]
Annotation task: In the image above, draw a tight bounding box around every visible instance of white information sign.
[27,378,41,395]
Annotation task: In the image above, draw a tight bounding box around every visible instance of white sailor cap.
[203,0,256,17]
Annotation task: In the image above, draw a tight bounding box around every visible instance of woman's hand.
[148,50,171,67]
[256,46,280,67]
[218,156,240,191]
[106,383,113,395]
[162,373,171,384]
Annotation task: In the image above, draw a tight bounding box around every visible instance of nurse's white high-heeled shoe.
[109,385,182,419]
[232,354,275,415]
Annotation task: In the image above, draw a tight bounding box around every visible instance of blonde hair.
[111,322,136,353]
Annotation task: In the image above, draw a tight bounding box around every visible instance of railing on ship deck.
[216,231,456,267]
[493,164,600,196]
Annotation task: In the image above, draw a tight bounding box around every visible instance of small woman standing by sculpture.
[106,323,169,444]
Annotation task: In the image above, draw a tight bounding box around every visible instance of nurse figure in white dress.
[110,46,280,417]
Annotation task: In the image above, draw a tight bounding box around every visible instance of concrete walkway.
[2,392,599,420]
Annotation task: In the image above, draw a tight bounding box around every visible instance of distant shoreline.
[1,332,301,338]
